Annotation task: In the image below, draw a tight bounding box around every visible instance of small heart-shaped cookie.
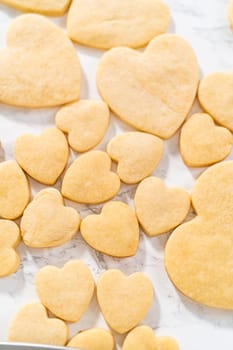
[14,128,69,185]
[0,14,81,107]
[97,269,154,334]
[180,113,233,167]
[67,0,170,49]
[21,188,80,248]
[8,303,68,345]
[0,220,20,277]
[135,177,190,236]
[81,201,139,257]
[165,161,233,309]
[68,328,114,350]
[36,260,95,322]
[97,34,198,138]
[198,71,233,131]
[0,0,71,16]
[56,100,110,152]
[122,326,179,350]
[62,151,120,204]
[107,132,163,184]
[0,160,30,219]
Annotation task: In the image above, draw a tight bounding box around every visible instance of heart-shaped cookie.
[97,34,199,139]
[14,128,69,185]
[0,160,30,219]
[80,201,139,257]
[56,100,110,152]
[198,71,233,131]
[134,177,190,236]
[0,14,81,107]
[21,188,80,248]
[0,0,71,16]
[67,0,170,49]
[62,151,120,204]
[180,113,233,167]
[165,161,233,309]
[36,260,95,322]
[97,269,154,334]
[68,328,114,350]
[0,220,20,277]
[107,132,163,184]
[122,326,179,350]
[228,0,233,30]
[8,303,68,345]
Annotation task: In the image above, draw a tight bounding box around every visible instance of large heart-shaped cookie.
[97,269,154,334]
[135,177,190,236]
[0,14,81,107]
[0,0,71,16]
[67,0,170,49]
[56,100,110,153]
[180,113,233,167]
[0,220,20,277]
[107,132,163,184]
[68,328,114,350]
[198,71,233,131]
[62,151,120,204]
[0,160,30,219]
[36,260,95,322]
[97,34,199,138]
[8,303,68,345]
[165,161,233,309]
[21,188,80,248]
[14,128,69,185]
[80,201,139,257]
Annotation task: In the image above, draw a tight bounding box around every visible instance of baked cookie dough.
[107,132,163,184]
[62,151,120,204]
[21,188,80,248]
[97,269,154,334]
[228,0,233,30]
[68,328,114,350]
[0,220,20,277]
[56,100,109,153]
[135,177,190,236]
[14,128,69,185]
[0,160,30,219]
[8,303,68,345]
[0,0,71,16]
[80,201,139,257]
[0,14,81,107]
[97,34,199,138]
[36,260,95,322]
[165,161,233,309]
[180,113,233,167]
[67,0,170,49]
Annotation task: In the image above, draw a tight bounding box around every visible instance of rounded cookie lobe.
[62,151,120,204]
[21,188,80,248]
[80,201,139,257]
[0,14,81,107]
[165,161,233,309]
[8,303,69,345]
[134,177,190,236]
[14,128,69,185]
[67,0,170,49]
[0,160,30,219]
[97,269,154,334]
[107,132,163,184]
[68,328,114,350]
[180,113,233,167]
[97,34,199,138]
[36,260,95,322]
[56,100,110,152]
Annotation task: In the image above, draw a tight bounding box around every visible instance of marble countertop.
[0,0,233,348]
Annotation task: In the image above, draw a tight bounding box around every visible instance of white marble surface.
[0,0,233,348]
